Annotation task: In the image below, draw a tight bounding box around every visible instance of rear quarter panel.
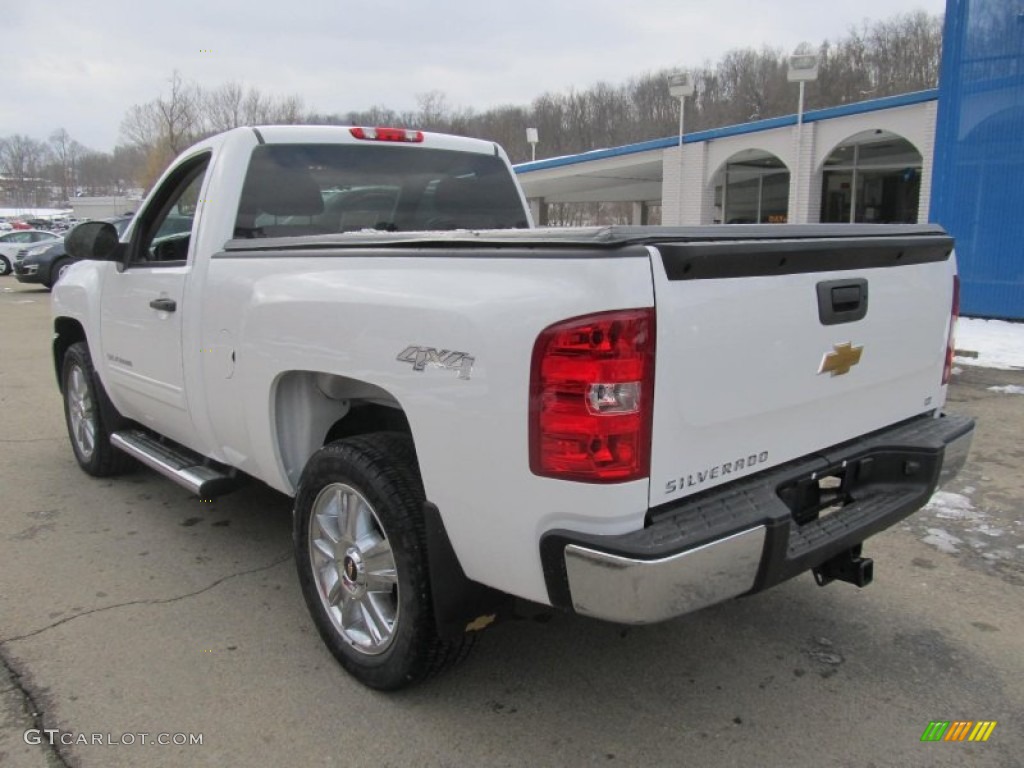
[200,249,655,603]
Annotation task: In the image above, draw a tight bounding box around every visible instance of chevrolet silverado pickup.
[53,125,973,690]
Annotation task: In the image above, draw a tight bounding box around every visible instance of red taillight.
[529,309,655,483]
[349,126,424,143]
[942,275,960,385]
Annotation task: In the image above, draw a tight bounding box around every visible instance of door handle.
[149,298,177,312]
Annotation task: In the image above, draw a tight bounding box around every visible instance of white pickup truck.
[53,125,973,689]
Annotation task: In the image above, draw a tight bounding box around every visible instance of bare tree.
[203,81,247,132]
[48,128,85,202]
[0,134,52,206]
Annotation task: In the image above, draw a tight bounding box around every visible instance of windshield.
[234,143,529,238]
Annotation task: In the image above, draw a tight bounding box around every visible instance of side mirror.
[65,221,121,261]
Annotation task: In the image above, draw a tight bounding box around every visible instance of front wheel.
[293,433,472,690]
[46,258,71,289]
[62,342,132,476]
[0,255,10,276]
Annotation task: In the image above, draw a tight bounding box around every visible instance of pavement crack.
[0,649,72,767]
[0,552,290,646]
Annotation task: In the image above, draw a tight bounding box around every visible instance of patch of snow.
[923,528,963,554]
[924,491,982,521]
[987,385,1024,395]
[955,317,1024,370]
[0,207,72,218]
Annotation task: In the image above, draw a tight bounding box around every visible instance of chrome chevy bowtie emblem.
[818,342,864,377]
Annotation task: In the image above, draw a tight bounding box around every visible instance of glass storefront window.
[820,133,922,223]
[719,153,790,224]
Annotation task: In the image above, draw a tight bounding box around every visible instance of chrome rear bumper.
[564,527,765,624]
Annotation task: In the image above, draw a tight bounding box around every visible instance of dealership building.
[515,0,1023,320]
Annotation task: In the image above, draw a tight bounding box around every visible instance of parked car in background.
[14,217,131,288]
[0,229,62,276]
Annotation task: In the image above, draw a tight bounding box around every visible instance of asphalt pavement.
[1,280,1021,768]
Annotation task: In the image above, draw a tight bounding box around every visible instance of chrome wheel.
[308,483,399,655]
[67,364,97,461]
[57,262,72,281]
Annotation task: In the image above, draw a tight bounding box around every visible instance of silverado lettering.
[664,451,770,494]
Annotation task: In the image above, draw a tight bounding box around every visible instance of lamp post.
[668,72,694,224]
[668,72,694,143]
[787,51,818,223]
[526,127,538,162]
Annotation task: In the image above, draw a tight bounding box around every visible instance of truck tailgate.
[648,231,956,508]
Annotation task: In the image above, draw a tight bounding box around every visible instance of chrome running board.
[111,429,238,498]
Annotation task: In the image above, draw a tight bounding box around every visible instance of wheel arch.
[53,316,87,392]
[272,370,417,492]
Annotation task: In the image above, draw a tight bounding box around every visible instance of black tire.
[293,433,472,690]
[0,255,10,276]
[61,342,133,476]
[48,258,71,289]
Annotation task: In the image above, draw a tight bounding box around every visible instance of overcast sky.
[4,0,946,152]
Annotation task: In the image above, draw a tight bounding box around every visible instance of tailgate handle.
[817,279,868,325]
[149,297,177,312]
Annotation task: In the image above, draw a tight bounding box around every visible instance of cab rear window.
[234,143,529,238]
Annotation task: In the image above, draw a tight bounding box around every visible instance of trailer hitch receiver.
[813,544,874,588]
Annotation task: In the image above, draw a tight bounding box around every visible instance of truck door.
[100,152,210,447]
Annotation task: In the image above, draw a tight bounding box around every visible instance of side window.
[130,154,210,265]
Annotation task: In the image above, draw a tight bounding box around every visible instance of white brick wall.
[787,122,818,224]
[918,100,938,223]
[661,146,685,225]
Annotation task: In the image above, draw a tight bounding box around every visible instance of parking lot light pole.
[526,128,538,163]
[668,72,694,224]
[787,51,819,223]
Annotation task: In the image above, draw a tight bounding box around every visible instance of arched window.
[820,131,923,223]
[714,150,790,224]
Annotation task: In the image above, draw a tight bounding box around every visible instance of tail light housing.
[529,309,655,483]
[942,275,960,385]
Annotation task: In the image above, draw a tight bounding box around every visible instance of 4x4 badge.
[818,342,863,377]
[397,346,475,380]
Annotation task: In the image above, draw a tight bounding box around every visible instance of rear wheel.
[62,342,132,476]
[293,433,472,690]
[0,256,10,276]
